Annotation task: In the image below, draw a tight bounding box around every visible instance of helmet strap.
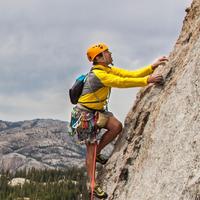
[102,53,108,64]
[95,51,114,66]
[102,52,113,65]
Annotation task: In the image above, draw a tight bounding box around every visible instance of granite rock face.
[99,1,200,199]
[0,119,85,172]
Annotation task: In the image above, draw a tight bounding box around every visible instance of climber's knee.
[106,116,123,135]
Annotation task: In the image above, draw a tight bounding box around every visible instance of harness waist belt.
[77,103,104,112]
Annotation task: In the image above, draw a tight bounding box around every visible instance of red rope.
[90,142,97,200]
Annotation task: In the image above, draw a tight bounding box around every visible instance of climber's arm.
[111,65,153,78]
[151,56,169,70]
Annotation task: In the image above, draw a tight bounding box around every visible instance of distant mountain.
[0,119,86,172]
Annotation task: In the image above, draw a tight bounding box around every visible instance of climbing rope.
[90,141,97,200]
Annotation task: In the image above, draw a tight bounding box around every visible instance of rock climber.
[70,42,168,199]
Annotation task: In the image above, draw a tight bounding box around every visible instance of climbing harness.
[70,106,99,143]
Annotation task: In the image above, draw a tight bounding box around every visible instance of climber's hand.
[152,56,168,70]
[147,74,164,84]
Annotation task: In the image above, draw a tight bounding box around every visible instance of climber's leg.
[96,116,122,155]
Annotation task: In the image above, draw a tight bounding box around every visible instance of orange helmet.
[87,43,109,62]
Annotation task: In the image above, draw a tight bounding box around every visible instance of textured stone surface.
[99,0,200,199]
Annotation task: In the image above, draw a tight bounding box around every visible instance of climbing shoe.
[96,154,108,165]
[93,185,108,199]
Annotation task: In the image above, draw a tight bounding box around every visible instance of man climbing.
[70,42,168,199]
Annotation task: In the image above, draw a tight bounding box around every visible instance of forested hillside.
[0,167,88,200]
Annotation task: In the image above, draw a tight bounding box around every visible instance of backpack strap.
[87,67,111,110]
[78,67,111,110]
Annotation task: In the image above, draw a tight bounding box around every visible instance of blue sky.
[0,0,192,122]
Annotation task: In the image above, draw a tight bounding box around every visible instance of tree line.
[0,167,89,200]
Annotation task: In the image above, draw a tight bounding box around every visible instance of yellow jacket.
[78,64,153,110]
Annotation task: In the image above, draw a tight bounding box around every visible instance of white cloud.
[0,0,192,122]
[0,88,70,122]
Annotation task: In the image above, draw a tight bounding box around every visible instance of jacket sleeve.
[94,70,149,88]
[111,65,153,78]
